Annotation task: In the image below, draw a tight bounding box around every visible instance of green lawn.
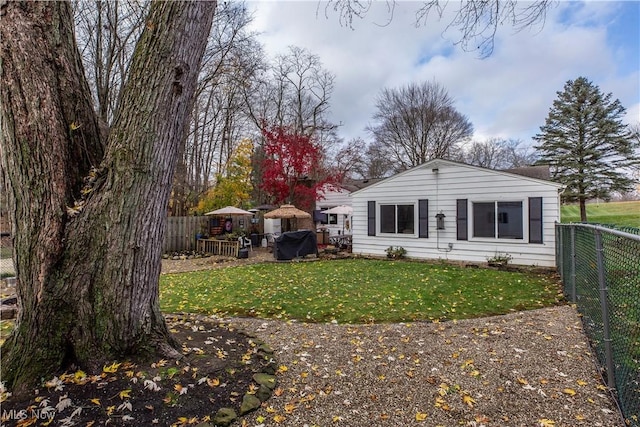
[160,259,562,323]
[561,200,640,228]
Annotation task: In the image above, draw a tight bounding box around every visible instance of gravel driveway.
[229,306,623,427]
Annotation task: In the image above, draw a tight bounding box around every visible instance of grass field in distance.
[561,200,640,228]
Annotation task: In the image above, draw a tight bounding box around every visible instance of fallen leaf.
[174,384,188,395]
[74,370,87,382]
[415,412,428,421]
[90,398,101,406]
[118,389,131,400]
[562,388,577,396]
[539,419,555,426]
[437,383,450,396]
[462,394,476,408]
[103,362,121,373]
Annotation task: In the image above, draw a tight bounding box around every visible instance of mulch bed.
[1,315,277,426]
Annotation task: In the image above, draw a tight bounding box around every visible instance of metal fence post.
[594,229,615,389]
[557,224,564,282]
[570,226,577,303]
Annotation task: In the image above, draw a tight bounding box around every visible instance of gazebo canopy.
[263,204,311,219]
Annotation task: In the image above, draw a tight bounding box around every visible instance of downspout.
[433,166,452,253]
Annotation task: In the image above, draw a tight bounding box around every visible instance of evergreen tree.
[533,77,639,222]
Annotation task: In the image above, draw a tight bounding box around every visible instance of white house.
[350,159,564,267]
[314,184,354,236]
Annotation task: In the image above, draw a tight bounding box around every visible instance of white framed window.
[380,203,415,234]
[472,201,523,239]
[317,208,338,225]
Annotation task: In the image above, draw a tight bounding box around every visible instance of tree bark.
[0,0,216,393]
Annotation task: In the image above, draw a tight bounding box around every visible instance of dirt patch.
[161,248,274,275]
[1,315,277,426]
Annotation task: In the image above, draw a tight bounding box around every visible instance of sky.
[245,0,640,147]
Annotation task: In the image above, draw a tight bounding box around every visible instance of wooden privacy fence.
[164,216,209,253]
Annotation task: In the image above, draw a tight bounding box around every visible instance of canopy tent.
[321,205,353,216]
[204,206,255,236]
[264,204,311,232]
[205,206,254,216]
[264,204,311,219]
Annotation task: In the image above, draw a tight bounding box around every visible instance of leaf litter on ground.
[1,314,277,427]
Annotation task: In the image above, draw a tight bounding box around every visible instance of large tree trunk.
[0,0,216,394]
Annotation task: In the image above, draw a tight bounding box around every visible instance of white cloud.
[246,1,639,145]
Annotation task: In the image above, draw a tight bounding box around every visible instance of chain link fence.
[557,223,640,426]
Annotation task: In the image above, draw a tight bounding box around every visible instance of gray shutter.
[367,201,376,236]
[418,199,429,238]
[529,197,543,244]
[456,199,468,241]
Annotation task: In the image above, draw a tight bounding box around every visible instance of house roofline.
[350,158,563,196]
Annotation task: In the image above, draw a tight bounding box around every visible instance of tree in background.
[534,77,640,221]
[0,1,215,392]
[461,138,538,169]
[194,138,254,213]
[244,46,337,139]
[259,126,338,210]
[173,2,261,215]
[367,81,473,172]
[73,0,148,127]
[73,1,261,217]
[331,137,367,180]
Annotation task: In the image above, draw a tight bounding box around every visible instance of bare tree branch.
[324,0,555,57]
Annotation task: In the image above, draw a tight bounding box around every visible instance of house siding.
[316,186,352,235]
[350,160,562,267]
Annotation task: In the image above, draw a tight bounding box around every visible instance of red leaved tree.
[259,126,338,210]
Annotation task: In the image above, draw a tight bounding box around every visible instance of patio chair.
[266,232,281,252]
[238,236,252,252]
